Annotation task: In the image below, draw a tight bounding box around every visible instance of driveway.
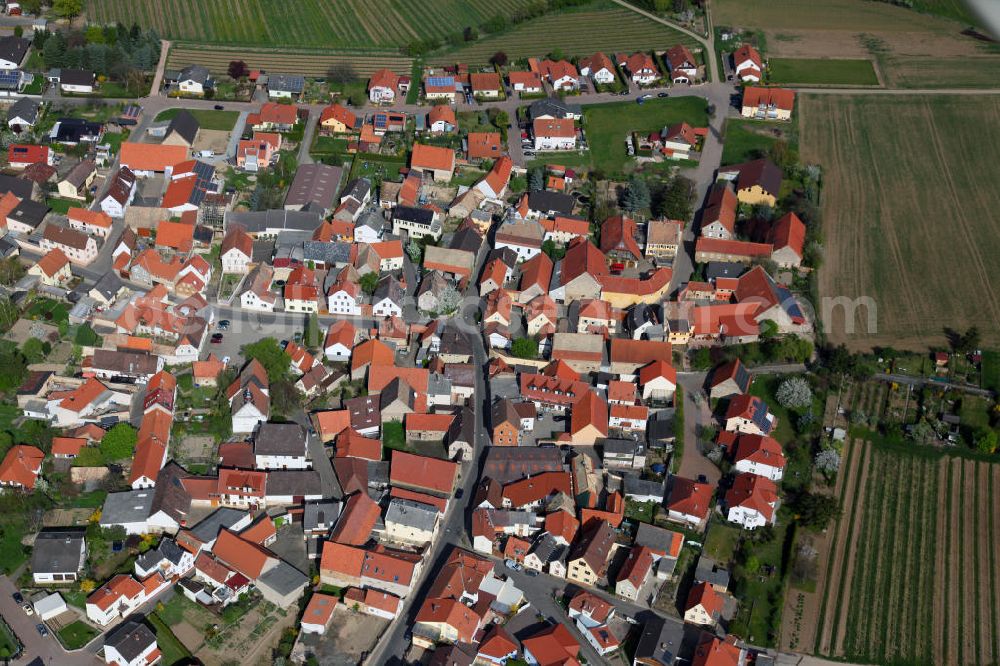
[676,373,722,485]
[0,576,101,665]
[297,108,319,165]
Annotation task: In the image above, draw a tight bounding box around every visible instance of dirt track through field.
[834,445,877,655]
[947,458,962,665]
[959,459,976,663]
[815,440,867,654]
[977,462,992,665]
[932,457,950,661]
[992,466,1000,664]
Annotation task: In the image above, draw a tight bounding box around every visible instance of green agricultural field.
[584,96,708,175]
[166,43,413,78]
[811,439,1000,665]
[800,94,1000,351]
[433,6,700,64]
[768,58,878,85]
[154,108,238,131]
[89,0,538,49]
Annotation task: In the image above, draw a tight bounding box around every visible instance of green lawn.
[63,589,87,609]
[149,614,192,666]
[624,499,656,523]
[22,74,43,95]
[703,521,741,563]
[982,350,1000,391]
[46,198,79,215]
[57,621,99,649]
[721,119,780,164]
[349,153,406,183]
[154,108,239,131]
[0,527,27,575]
[768,58,879,86]
[312,135,349,154]
[584,96,709,175]
[383,421,407,453]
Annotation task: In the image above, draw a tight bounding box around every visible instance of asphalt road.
[0,576,101,665]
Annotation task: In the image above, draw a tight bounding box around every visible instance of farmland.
[799,94,1000,350]
[808,438,1000,665]
[88,0,538,49]
[432,6,700,64]
[714,0,1000,89]
[166,44,413,78]
[767,58,878,86]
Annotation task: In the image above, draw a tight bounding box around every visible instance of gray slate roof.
[31,529,84,574]
[385,498,438,532]
[266,470,323,496]
[254,422,306,457]
[104,620,157,663]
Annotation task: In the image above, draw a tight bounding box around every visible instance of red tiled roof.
[68,207,112,229]
[545,510,579,544]
[411,143,455,172]
[302,593,338,627]
[390,450,458,495]
[667,477,713,519]
[320,103,357,129]
[0,445,43,489]
[503,471,573,508]
[120,143,188,172]
[742,86,795,112]
[732,433,785,469]
[533,117,575,139]
[600,215,642,260]
[34,248,69,278]
[770,211,806,258]
[571,391,608,438]
[331,492,381,546]
[467,132,502,160]
[685,581,723,616]
[51,437,87,457]
[155,220,195,253]
[212,529,272,579]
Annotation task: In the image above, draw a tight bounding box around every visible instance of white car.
[22,603,33,615]
[504,559,522,572]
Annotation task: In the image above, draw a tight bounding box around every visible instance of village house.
[725,472,779,529]
[369,68,400,103]
[733,43,763,82]
[28,248,71,286]
[665,44,698,83]
[741,86,795,121]
[533,118,576,151]
[579,52,616,85]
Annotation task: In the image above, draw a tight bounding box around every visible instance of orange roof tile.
[212,529,272,579]
[390,450,458,496]
[34,248,70,278]
[120,143,188,173]
[411,143,455,172]
[331,492,381,546]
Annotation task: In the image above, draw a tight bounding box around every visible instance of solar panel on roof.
[0,70,20,89]
[427,76,453,87]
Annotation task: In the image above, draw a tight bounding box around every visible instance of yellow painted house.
[566,519,615,586]
[718,158,782,208]
[319,103,357,134]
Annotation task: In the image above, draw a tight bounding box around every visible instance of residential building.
[741,86,795,121]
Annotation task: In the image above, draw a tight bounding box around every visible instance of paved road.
[297,108,319,165]
[0,576,101,665]
[676,373,721,485]
[364,232,493,665]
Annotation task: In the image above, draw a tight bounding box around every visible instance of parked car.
[455,488,464,499]
[217,319,231,331]
[222,356,231,366]
[657,92,670,98]
[504,559,522,571]
[526,569,539,577]
[210,333,224,344]
[22,603,33,615]
[12,592,23,604]
[35,624,47,637]
[213,104,224,110]
[619,90,629,96]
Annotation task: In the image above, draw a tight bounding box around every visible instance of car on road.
[217,319,231,330]
[657,92,670,98]
[214,104,224,110]
[210,333,224,344]
[12,592,23,604]
[504,559,523,571]
[454,488,464,499]
[22,603,33,615]
[35,623,47,637]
